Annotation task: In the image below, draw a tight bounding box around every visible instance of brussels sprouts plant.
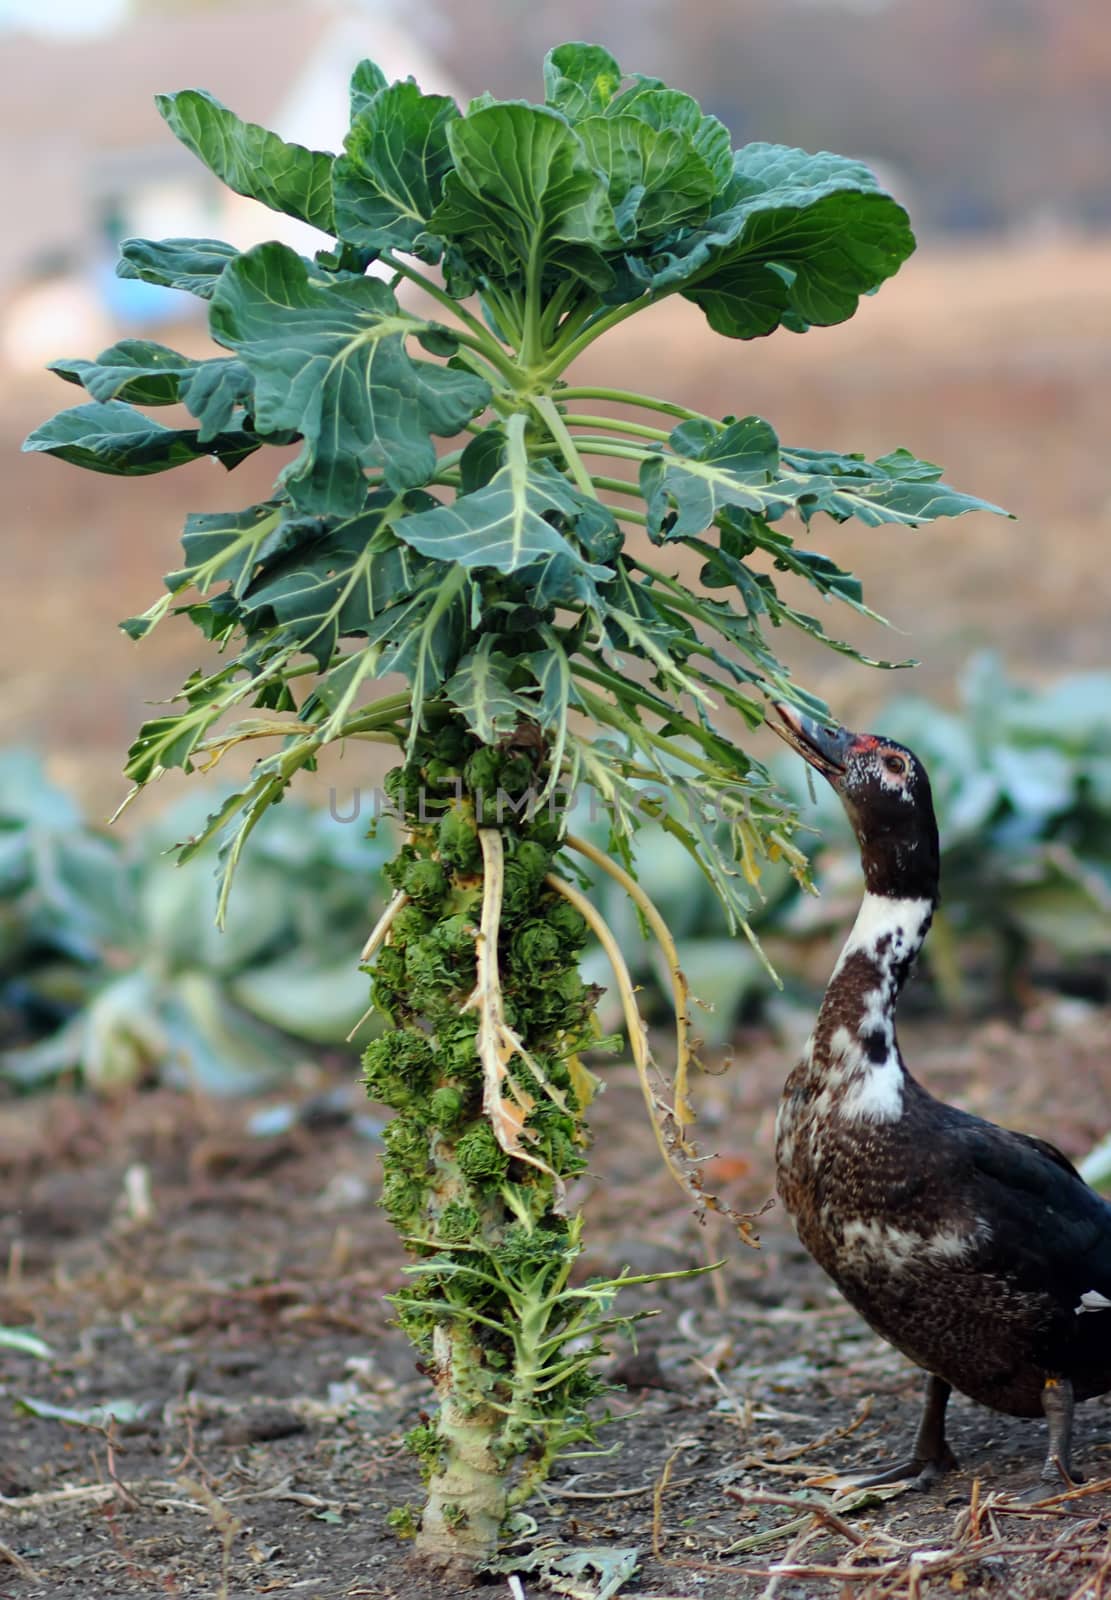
[26,42,1002,1568]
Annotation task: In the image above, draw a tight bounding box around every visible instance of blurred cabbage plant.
[0,755,392,1091]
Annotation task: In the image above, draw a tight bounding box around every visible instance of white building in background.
[1,2,463,369]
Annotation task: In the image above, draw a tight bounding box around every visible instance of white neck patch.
[826,1023,905,1122]
[831,893,933,979]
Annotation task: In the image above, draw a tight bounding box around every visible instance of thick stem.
[415,1323,508,1567]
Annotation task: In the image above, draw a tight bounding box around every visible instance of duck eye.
[883,754,906,776]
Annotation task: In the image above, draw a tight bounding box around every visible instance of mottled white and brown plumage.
[770,702,1111,1487]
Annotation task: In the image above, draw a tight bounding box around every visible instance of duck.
[768,701,1111,1488]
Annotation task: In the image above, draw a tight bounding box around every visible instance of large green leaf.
[22,401,259,476]
[642,419,1004,540]
[334,81,460,251]
[606,81,734,190]
[542,42,623,119]
[443,637,538,743]
[430,103,613,284]
[209,242,490,513]
[164,503,285,598]
[156,90,335,234]
[778,446,1009,527]
[117,236,239,299]
[641,416,782,538]
[629,144,914,339]
[48,341,254,440]
[576,116,716,241]
[238,503,431,667]
[393,420,614,583]
[50,340,200,405]
[349,57,389,122]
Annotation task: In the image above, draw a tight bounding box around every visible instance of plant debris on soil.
[3,1001,1110,1598]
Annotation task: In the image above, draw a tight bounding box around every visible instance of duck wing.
[947,1107,1111,1311]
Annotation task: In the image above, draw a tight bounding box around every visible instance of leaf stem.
[530,395,598,499]
[545,294,668,375]
[562,414,670,443]
[559,387,719,425]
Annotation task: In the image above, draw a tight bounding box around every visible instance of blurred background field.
[2,0,1109,1080]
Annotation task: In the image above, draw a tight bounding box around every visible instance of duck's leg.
[1041,1376,1082,1485]
[852,1374,958,1490]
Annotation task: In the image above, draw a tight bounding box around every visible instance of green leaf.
[632,144,914,339]
[0,1327,53,1359]
[444,637,536,743]
[608,80,734,190]
[124,673,238,782]
[23,401,259,477]
[209,242,489,513]
[117,236,240,299]
[48,341,254,440]
[49,340,200,405]
[349,57,389,122]
[543,42,623,119]
[156,89,335,234]
[334,81,460,251]
[239,502,431,667]
[779,448,1009,527]
[165,503,284,598]
[18,1395,152,1429]
[430,103,613,285]
[181,359,255,440]
[577,115,716,241]
[641,416,782,538]
[393,417,613,582]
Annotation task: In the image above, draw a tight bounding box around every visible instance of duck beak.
[769,702,854,780]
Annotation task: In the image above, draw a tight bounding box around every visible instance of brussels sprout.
[430,1085,465,1130]
[384,764,423,820]
[438,808,481,873]
[404,1423,444,1481]
[501,838,552,919]
[381,1167,429,1230]
[436,1200,479,1242]
[363,1026,437,1106]
[494,1223,570,1274]
[545,899,588,948]
[456,1122,510,1184]
[391,905,432,945]
[432,722,470,764]
[383,1114,432,1175]
[510,920,562,972]
[499,752,535,796]
[463,747,501,797]
[431,913,477,958]
[402,858,448,905]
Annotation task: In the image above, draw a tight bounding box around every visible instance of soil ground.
[3,1001,1110,1600]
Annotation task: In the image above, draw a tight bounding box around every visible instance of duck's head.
[770,703,940,901]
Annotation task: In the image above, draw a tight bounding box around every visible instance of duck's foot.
[848,1373,958,1492]
[1040,1376,1082,1486]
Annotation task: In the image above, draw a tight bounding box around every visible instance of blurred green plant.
[0,753,392,1091]
[772,654,1111,1005]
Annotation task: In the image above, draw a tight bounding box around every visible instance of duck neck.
[811,891,936,1122]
